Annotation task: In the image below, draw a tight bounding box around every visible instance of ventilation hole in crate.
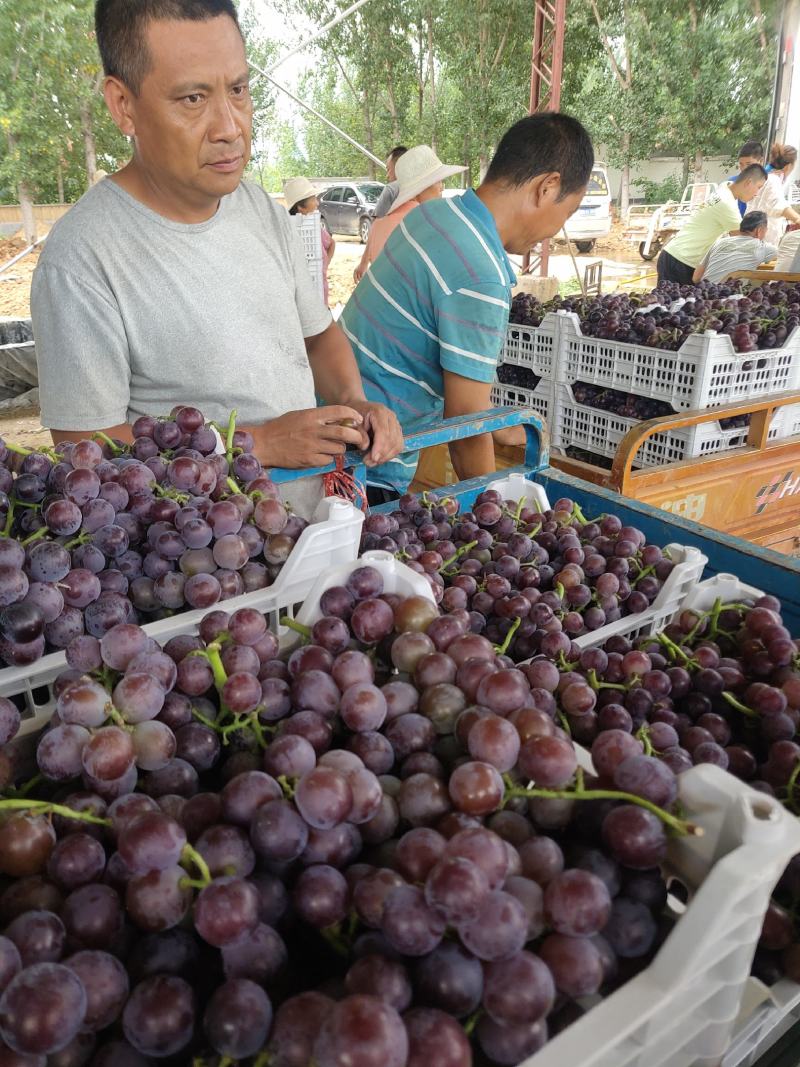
[749,797,779,822]
[665,877,690,915]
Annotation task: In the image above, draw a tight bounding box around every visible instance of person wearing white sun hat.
[354,146,467,282]
[283,177,335,306]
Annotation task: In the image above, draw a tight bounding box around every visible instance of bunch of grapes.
[361,490,676,657]
[0,405,316,672]
[508,279,800,355]
[496,363,542,392]
[492,586,800,990]
[0,566,700,1065]
[571,383,674,422]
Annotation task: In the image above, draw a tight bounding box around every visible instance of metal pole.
[248,58,385,168]
[0,234,46,276]
[263,0,374,74]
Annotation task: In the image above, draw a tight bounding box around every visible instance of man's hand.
[348,400,403,467]
[250,407,369,469]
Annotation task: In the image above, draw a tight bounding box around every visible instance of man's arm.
[433,282,511,480]
[443,372,495,481]
[304,321,403,467]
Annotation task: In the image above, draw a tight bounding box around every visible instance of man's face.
[124,16,252,207]
[507,178,587,255]
[739,177,766,204]
[739,155,762,170]
[386,155,398,182]
[755,224,768,240]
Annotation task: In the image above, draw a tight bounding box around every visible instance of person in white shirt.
[692,211,777,283]
[775,225,800,272]
[749,143,800,245]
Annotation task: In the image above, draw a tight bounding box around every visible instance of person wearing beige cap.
[284,177,335,305]
[354,146,466,283]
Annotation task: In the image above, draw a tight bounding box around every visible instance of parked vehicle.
[318,182,384,243]
[624,181,716,261]
[563,164,612,253]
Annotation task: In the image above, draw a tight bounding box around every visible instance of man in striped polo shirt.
[340,112,593,501]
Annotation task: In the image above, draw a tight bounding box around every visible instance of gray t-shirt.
[31,179,333,517]
[374,181,399,219]
[32,178,331,429]
[698,234,778,282]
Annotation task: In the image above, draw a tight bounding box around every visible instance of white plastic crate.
[490,380,555,427]
[6,497,364,738]
[679,572,765,614]
[292,549,435,631]
[551,382,787,466]
[521,765,800,1067]
[290,211,325,300]
[503,313,562,379]
[722,980,800,1067]
[474,473,708,652]
[556,310,800,411]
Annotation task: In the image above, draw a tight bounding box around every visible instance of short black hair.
[736,163,768,184]
[484,112,594,198]
[95,0,241,94]
[738,140,764,160]
[741,210,768,233]
[388,146,408,162]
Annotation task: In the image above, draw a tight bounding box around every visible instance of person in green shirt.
[657,164,767,284]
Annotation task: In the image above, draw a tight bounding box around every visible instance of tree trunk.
[619,164,631,219]
[681,155,690,189]
[479,152,490,182]
[619,131,631,218]
[57,162,65,204]
[426,8,436,151]
[79,101,98,186]
[693,149,703,181]
[18,180,37,244]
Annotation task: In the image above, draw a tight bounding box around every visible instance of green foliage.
[0,0,782,207]
[633,174,685,204]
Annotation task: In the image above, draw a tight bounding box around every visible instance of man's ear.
[525,172,562,208]
[104,75,137,138]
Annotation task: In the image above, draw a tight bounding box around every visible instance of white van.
[564,164,612,253]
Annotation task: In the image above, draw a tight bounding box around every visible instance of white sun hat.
[283,177,317,211]
[392,146,467,210]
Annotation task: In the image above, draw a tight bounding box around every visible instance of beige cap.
[393,146,467,210]
[283,177,317,211]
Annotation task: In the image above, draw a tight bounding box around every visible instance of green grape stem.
[463,1009,483,1036]
[179,843,212,888]
[440,540,478,573]
[501,774,701,838]
[586,668,627,692]
[226,477,240,495]
[277,774,297,800]
[225,409,238,466]
[785,761,800,815]
[92,431,125,456]
[493,616,521,657]
[721,691,760,719]
[636,724,655,756]
[20,527,48,547]
[4,442,32,457]
[280,616,312,639]
[0,798,111,826]
[1,502,15,538]
[189,643,229,691]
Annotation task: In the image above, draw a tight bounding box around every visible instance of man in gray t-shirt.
[692,210,777,284]
[373,146,408,218]
[31,0,401,513]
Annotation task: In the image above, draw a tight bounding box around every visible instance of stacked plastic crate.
[493,310,800,466]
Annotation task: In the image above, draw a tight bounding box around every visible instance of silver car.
[318,182,384,243]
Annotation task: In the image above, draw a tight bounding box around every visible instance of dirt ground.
[0,222,643,450]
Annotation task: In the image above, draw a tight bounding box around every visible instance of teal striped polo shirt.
[339,189,516,492]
